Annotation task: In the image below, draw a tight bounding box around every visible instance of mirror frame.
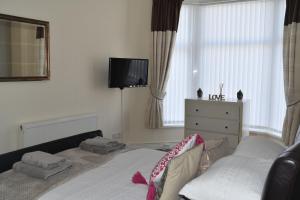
[0,14,50,81]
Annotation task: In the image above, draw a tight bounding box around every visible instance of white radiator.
[20,114,98,147]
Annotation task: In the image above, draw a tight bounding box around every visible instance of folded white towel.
[22,151,66,170]
[13,160,72,180]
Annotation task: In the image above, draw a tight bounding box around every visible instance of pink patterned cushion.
[147,134,204,200]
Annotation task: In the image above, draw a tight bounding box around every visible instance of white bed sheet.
[38,148,165,200]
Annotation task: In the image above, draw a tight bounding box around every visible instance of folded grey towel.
[83,137,119,146]
[80,142,126,154]
[13,160,72,180]
[22,151,66,170]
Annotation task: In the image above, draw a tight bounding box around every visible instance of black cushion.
[262,142,300,200]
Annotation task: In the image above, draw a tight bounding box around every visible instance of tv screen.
[109,58,148,89]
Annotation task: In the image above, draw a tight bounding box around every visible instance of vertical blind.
[163,0,286,136]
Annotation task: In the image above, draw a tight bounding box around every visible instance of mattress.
[38,148,165,200]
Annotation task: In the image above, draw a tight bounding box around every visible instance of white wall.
[0,0,184,154]
[0,0,132,154]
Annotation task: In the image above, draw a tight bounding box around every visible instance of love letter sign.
[209,94,225,101]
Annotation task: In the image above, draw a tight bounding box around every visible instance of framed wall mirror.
[0,14,49,81]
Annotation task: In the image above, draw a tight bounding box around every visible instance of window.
[163,0,286,136]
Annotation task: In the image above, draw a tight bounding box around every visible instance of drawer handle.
[226,112,229,115]
[195,123,199,126]
[195,109,199,112]
[225,126,228,129]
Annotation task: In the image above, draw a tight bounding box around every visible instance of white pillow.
[233,136,285,160]
[295,126,300,144]
[179,155,274,200]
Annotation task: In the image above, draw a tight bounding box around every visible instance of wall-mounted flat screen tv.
[109,58,148,89]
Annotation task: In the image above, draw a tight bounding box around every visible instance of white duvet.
[38,148,165,200]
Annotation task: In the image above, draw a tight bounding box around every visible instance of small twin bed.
[0,130,300,200]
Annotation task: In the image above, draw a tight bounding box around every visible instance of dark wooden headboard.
[0,130,102,173]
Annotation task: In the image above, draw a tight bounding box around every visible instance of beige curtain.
[147,31,177,128]
[146,0,184,128]
[282,0,300,146]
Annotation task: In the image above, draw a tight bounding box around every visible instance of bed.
[0,130,300,200]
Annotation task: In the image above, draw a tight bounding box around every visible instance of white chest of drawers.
[185,99,244,149]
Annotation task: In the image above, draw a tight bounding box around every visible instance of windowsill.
[247,126,282,138]
[162,124,184,129]
[249,130,282,140]
[162,122,184,129]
